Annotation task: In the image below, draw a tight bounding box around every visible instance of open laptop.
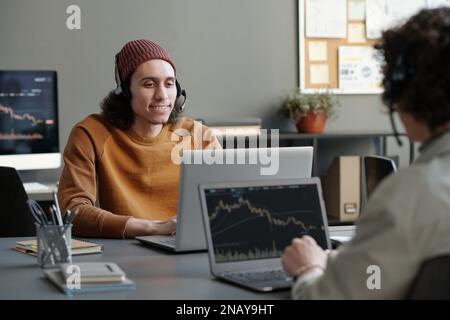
[198,178,331,292]
[136,147,313,252]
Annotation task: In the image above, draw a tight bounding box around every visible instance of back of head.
[376,7,450,131]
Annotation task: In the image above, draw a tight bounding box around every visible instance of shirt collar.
[416,131,450,164]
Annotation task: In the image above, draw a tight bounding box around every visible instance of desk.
[0,237,290,300]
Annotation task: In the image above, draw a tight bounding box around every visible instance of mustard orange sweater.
[58,114,221,238]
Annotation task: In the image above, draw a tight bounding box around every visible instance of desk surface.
[0,237,290,300]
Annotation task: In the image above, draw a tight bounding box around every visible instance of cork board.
[299,0,380,94]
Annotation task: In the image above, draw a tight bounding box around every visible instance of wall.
[0,0,411,182]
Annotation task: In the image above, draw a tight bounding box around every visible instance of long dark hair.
[100,80,183,130]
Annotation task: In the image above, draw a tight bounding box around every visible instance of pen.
[63,210,72,225]
[52,191,64,226]
[49,205,57,225]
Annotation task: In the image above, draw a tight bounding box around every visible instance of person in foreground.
[58,39,221,239]
[282,7,450,299]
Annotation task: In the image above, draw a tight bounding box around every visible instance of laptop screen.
[203,183,329,263]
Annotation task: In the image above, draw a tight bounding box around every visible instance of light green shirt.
[292,131,450,299]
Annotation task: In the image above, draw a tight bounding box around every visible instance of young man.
[58,39,221,238]
[282,8,450,299]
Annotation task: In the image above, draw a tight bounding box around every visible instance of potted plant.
[279,89,339,133]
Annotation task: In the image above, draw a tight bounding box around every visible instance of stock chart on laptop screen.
[204,184,328,263]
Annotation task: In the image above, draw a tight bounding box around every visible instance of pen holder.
[36,223,72,268]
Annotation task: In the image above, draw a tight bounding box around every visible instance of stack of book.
[14,238,103,256]
[45,262,135,294]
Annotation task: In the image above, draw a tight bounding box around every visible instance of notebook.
[45,262,135,294]
[198,178,331,292]
[136,147,313,252]
[60,262,125,283]
[14,238,103,256]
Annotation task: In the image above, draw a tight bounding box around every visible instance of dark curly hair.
[375,7,450,131]
[100,80,183,130]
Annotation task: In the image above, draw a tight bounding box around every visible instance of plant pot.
[295,111,327,133]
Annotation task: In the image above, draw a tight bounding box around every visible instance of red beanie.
[115,39,176,84]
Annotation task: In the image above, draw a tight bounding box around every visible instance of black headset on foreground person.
[113,54,187,111]
[383,51,415,148]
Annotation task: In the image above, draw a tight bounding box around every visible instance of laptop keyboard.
[159,237,176,246]
[223,269,292,284]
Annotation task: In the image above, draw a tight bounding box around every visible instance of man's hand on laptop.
[281,236,327,278]
[152,216,177,235]
[124,216,177,238]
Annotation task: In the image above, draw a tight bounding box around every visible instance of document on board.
[348,0,366,21]
[348,23,366,43]
[427,0,450,8]
[366,0,427,39]
[308,41,328,61]
[338,46,383,91]
[366,0,386,39]
[310,64,330,84]
[384,0,427,30]
[305,0,347,38]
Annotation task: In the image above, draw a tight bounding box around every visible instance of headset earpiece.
[175,80,187,111]
[176,80,181,97]
[121,80,130,98]
[114,54,131,98]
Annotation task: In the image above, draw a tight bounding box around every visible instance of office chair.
[0,166,36,237]
[407,256,450,300]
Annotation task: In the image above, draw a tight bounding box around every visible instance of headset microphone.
[389,104,403,147]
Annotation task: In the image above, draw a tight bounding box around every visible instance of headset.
[114,55,187,111]
[384,51,415,147]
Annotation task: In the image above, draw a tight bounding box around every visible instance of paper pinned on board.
[348,0,366,20]
[305,0,347,38]
[338,46,383,91]
[427,0,450,8]
[366,0,386,39]
[310,64,330,84]
[308,41,328,61]
[348,23,366,43]
[384,0,427,30]
[366,0,428,39]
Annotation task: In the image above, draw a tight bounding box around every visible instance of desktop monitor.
[0,70,60,170]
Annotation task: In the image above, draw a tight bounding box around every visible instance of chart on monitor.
[0,70,60,170]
